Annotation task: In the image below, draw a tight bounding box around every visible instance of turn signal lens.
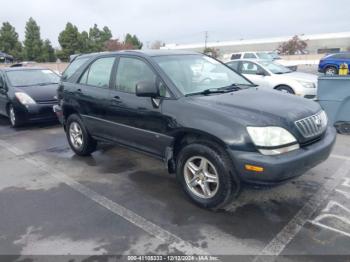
[245,164,264,172]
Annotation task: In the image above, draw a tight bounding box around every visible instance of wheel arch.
[62,104,79,128]
[274,84,295,93]
[167,128,229,173]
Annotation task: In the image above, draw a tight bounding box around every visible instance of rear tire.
[176,142,240,210]
[8,104,22,128]
[325,66,338,76]
[66,114,97,156]
[275,85,295,94]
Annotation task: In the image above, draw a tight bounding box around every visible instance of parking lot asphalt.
[0,115,349,261]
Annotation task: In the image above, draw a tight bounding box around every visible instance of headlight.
[297,80,315,88]
[15,92,36,105]
[247,126,299,155]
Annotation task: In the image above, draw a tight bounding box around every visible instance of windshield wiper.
[185,82,257,96]
[186,88,228,96]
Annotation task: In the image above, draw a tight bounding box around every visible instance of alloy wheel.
[325,67,337,76]
[9,106,16,126]
[183,156,219,199]
[69,122,84,149]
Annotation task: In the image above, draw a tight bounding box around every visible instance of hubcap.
[69,122,83,149]
[184,156,219,199]
[9,107,16,126]
[326,68,336,76]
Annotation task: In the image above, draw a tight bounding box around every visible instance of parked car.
[227,51,298,71]
[0,67,60,127]
[318,52,350,75]
[54,50,336,209]
[226,59,318,99]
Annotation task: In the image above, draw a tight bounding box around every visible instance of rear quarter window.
[62,57,90,80]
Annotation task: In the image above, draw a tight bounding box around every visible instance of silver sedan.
[226,59,318,99]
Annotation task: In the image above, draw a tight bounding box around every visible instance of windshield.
[260,61,292,74]
[256,52,273,60]
[154,54,253,95]
[6,69,60,87]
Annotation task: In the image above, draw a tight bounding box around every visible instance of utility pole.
[204,31,208,50]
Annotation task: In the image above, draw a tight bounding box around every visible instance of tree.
[104,38,133,51]
[23,17,43,61]
[150,40,164,49]
[203,47,219,58]
[79,30,91,53]
[58,22,82,61]
[278,35,308,55]
[0,22,22,59]
[124,34,143,49]
[41,39,56,62]
[89,24,112,52]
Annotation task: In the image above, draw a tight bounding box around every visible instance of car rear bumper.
[229,126,336,185]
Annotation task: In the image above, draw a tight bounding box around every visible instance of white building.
[161,32,350,58]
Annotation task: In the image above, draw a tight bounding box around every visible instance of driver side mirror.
[136,80,159,98]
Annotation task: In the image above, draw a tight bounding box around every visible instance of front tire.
[66,114,97,156]
[275,85,295,94]
[325,66,338,76]
[8,104,22,128]
[176,143,240,209]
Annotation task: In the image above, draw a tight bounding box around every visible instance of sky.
[0,0,349,48]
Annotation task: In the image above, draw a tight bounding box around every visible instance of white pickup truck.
[224,51,298,71]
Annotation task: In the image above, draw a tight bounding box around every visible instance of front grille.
[295,111,328,138]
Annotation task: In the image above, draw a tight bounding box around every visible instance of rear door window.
[79,57,115,88]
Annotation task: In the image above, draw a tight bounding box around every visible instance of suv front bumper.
[229,126,336,185]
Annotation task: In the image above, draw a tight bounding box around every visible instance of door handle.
[111,95,122,105]
[76,88,82,93]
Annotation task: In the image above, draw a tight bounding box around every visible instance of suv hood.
[186,88,322,142]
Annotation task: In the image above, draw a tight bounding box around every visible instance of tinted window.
[63,57,90,79]
[115,57,156,93]
[226,61,240,71]
[243,53,257,59]
[6,69,60,87]
[230,54,241,60]
[241,61,263,75]
[80,57,115,88]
